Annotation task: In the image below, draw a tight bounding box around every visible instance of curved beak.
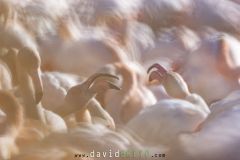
[147,63,167,75]
[107,82,121,90]
[89,80,121,95]
[149,70,164,84]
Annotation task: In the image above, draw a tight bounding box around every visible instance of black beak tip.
[110,84,121,91]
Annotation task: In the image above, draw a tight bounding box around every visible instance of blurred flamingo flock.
[0,0,240,159]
